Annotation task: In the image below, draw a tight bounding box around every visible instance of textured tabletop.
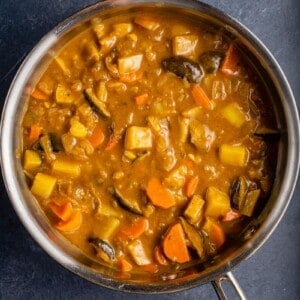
[0,1,299,299]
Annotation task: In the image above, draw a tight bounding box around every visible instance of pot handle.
[212,271,247,300]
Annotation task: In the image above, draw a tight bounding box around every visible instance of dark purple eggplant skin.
[88,238,115,260]
[162,56,204,83]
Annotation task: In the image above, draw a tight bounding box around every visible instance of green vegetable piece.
[240,189,261,217]
[184,194,205,224]
[230,176,248,210]
[179,217,205,260]
[199,51,224,74]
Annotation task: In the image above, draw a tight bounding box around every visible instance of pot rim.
[1,0,299,294]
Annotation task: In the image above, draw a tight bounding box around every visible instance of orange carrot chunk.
[135,93,149,106]
[221,44,240,75]
[119,217,149,240]
[29,124,42,142]
[163,223,190,263]
[89,125,105,148]
[191,84,215,110]
[49,201,73,221]
[55,210,82,232]
[146,177,175,209]
[140,264,158,273]
[222,209,241,222]
[31,88,48,100]
[184,175,199,198]
[203,218,225,249]
[118,258,133,272]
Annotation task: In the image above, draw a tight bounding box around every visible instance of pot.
[1,0,299,298]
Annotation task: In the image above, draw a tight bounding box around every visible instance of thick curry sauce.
[22,12,278,275]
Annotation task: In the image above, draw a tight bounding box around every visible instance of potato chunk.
[221,102,246,127]
[118,54,143,75]
[52,159,81,178]
[55,84,74,104]
[125,126,152,150]
[184,195,205,224]
[205,187,231,218]
[219,144,248,167]
[23,150,41,170]
[31,173,57,198]
[173,35,198,56]
[128,239,151,265]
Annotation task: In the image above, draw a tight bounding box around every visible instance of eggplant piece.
[49,133,64,152]
[112,187,143,215]
[230,176,248,210]
[199,51,224,74]
[88,238,115,260]
[240,189,261,217]
[84,88,111,119]
[179,217,206,260]
[162,56,204,83]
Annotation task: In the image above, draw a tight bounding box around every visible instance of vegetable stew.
[21,11,278,277]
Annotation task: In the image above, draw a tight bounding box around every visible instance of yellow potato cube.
[118,54,143,75]
[219,144,248,167]
[113,23,133,37]
[23,150,41,170]
[205,187,231,218]
[94,216,120,240]
[173,35,198,56]
[184,195,205,224]
[70,118,88,138]
[31,173,57,199]
[52,159,81,178]
[125,126,153,150]
[55,84,74,104]
[221,102,246,127]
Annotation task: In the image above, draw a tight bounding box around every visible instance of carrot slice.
[182,158,196,169]
[184,175,199,198]
[163,223,190,263]
[203,218,225,249]
[140,264,158,273]
[29,124,42,142]
[135,93,149,106]
[118,258,133,272]
[49,201,73,221]
[118,217,149,240]
[191,84,215,110]
[221,44,240,75]
[55,210,82,232]
[31,88,48,100]
[89,125,105,148]
[146,177,175,209]
[154,246,169,266]
[222,209,241,222]
[105,135,120,151]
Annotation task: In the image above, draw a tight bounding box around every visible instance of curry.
[21,11,278,275]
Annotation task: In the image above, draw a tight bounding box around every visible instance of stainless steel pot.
[1,0,299,298]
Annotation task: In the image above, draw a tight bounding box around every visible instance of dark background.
[0,0,299,299]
